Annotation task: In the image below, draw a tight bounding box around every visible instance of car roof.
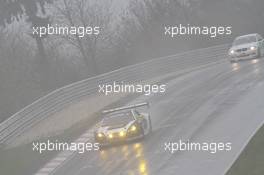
[103,110,135,119]
[236,33,258,39]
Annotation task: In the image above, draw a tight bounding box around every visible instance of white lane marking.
[53,156,67,162]
[81,132,93,138]
[34,128,95,175]
[60,151,74,157]
[39,168,54,172]
[45,161,61,167]
[76,137,90,143]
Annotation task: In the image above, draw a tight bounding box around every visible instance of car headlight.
[108,133,113,139]
[230,50,235,54]
[129,125,137,132]
[250,46,257,51]
[119,131,126,137]
[97,133,104,138]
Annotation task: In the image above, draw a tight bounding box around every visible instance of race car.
[94,102,152,146]
[228,33,264,62]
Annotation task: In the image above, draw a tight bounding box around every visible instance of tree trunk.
[35,36,47,63]
[35,36,52,89]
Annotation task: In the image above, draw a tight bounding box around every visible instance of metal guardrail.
[0,44,229,146]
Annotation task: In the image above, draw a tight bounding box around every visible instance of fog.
[0,0,263,122]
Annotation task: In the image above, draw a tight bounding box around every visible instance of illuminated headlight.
[108,133,113,139]
[119,131,126,137]
[129,125,137,132]
[97,133,104,138]
[250,46,257,51]
[230,50,235,54]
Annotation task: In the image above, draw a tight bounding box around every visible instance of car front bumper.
[229,49,259,61]
[95,131,144,147]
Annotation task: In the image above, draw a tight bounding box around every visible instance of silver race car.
[229,33,264,62]
[94,102,152,146]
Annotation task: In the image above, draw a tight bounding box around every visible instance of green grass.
[226,124,264,175]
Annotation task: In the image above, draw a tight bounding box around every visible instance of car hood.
[230,42,257,51]
[96,121,135,134]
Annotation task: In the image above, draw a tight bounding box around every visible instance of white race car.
[94,102,152,147]
[229,33,264,62]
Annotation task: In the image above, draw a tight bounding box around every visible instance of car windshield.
[233,36,257,46]
[102,112,134,127]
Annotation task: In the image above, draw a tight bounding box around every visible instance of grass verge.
[226,124,264,175]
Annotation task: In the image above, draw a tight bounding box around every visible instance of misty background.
[0,0,263,122]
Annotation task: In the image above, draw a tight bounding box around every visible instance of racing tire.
[230,59,237,63]
[148,115,152,133]
[256,48,261,58]
[140,124,146,136]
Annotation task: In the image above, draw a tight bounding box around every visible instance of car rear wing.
[102,102,149,114]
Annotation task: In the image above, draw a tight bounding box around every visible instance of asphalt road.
[53,58,264,175]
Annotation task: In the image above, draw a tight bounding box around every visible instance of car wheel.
[257,48,261,58]
[148,116,152,133]
[230,59,237,63]
[140,125,145,136]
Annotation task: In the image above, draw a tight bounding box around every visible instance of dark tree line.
[0,0,52,59]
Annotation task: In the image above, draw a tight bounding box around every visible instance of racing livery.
[229,33,264,62]
[94,102,152,146]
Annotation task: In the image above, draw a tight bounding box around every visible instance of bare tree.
[51,0,114,75]
[0,0,53,65]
